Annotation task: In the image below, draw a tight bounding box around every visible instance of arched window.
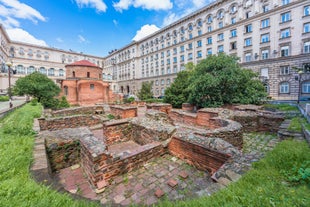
[197,19,203,27]
[27,66,35,74]
[59,69,64,77]
[16,65,25,74]
[279,82,289,93]
[39,67,46,75]
[207,15,213,23]
[302,81,310,93]
[72,71,75,77]
[217,10,224,19]
[48,68,55,76]
[64,86,68,96]
[188,24,193,31]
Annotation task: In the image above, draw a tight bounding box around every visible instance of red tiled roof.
[67,60,99,67]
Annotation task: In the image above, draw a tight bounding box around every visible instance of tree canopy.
[137,81,153,100]
[14,72,61,107]
[164,54,267,108]
[164,69,192,108]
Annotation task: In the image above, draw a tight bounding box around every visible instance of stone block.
[155,188,165,198]
[167,179,178,188]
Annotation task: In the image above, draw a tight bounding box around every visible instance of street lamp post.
[5,61,13,108]
[297,70,303,104]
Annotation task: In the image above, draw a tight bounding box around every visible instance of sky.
[0,0,215,57]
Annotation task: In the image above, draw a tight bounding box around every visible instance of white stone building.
[1,0,310,101]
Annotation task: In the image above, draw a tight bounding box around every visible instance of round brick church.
[60,60,118,105]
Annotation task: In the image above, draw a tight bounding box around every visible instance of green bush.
[124,97,135,104]
[57,96,70,109]
[40,97,59,109]
[283,161,310,185]
[145,98,164,103]
[107,114,115,120]
[30,98,38,106]
[0,96,9,102]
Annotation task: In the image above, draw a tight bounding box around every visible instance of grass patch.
[0,104,100,207]
[264,103,298,112]
[0,95,9,102]
[288,117,305,133]
[157,140,310,207]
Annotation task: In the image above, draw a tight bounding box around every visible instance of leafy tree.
[14,72,61,107]
[188,53,267,108]
[137,81,153,100]
[164,70,192,108]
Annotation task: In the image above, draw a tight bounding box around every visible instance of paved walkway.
[56,154,222,206]
[0,98,26,113]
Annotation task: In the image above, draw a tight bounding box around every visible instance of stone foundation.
[168,136,232,174]
[38,115,102,131]
[110,105,137,119]
[48,105,104,117]
[182,103,195,112]
[146,103,172,114]
[103,120,132,146]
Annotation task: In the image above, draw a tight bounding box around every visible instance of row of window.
[280,81,310,94]
[140,1,305,51]
[1,65,65,76]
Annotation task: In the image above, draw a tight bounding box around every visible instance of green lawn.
[0,104,99,207]
[0,104,309,207]
[263,103,299,112]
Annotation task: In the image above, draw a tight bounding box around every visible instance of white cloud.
[114,0,172,12]
[56,37,64,43]
[162,0,214,26]
[113,19,118,26]
[6,28,48,46]
[192,0,208,8]
[78,34,90,43]
[132,24,159,41]
[0,0,46,28]
[75,0,107,12]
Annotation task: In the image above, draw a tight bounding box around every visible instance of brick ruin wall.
[46,140,80,172]
[232,113,284,133]
[81,140,165,189]
[49,105,104,117]
[169,109,243,148]
[103,120,132,146]
[38,115,101,131]
[109,105,137,119]
[168,137,231,174]
[146,103,172,114]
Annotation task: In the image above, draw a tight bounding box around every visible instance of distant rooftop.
[67,60,99,68]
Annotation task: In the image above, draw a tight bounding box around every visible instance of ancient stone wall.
[182,103,195,112]
[146,103,172,114]
[81,140,165,189]
[196,110,219,128]
[46,140,80,172]
[50,106,104,117]
[232,113,284,133]
[110,105,137,119]
[168,137,231,174]
[103,120,132,146]
[38,115,101,131]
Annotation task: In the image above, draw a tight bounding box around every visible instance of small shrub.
[30,98,38,106]
[107,114,115,120]
[57,96,70,109]
[41,97,59,109]
[145,98,164,103]
[0,96,9,102]
[124,97,135,104]
[283,161,310,185]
